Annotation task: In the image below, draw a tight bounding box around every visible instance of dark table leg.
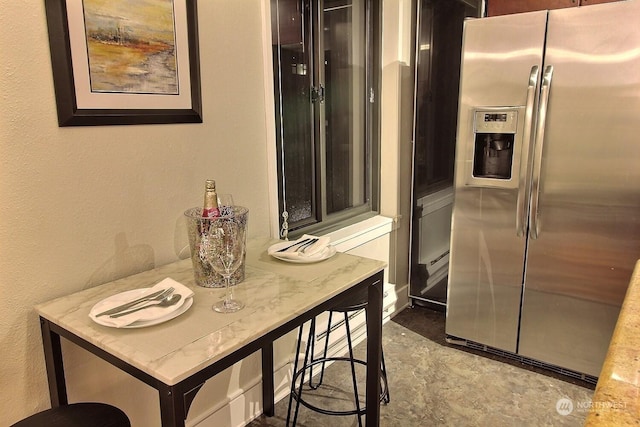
[365,272,383,426]
[262,342,275,416]
[159,384,185,427]
[40,317,68,407]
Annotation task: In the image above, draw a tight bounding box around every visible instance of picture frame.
[44,0,202,126]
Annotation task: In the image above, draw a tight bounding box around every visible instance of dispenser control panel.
[464,106,525,189]
[474,110,518,133]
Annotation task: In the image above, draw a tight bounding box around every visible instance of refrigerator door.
[446,11,547,352]
[519,0,640,377]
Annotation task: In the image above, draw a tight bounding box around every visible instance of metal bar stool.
[11,403,131,427]
[286,293,390,426]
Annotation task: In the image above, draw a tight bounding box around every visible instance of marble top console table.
[35,238,386,427]
[584,260,640,426]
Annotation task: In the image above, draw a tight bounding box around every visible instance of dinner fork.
[96,287,175,317]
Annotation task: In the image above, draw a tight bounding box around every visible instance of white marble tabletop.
[35,237,386,386]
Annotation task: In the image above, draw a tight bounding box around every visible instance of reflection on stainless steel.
[446,1,640,379]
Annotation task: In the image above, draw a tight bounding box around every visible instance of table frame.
[40,270,384,427]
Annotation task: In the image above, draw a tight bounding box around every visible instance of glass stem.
[225,274,232,305]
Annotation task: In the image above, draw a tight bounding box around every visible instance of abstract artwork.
[84,0,178,95]
[45,0,202,126]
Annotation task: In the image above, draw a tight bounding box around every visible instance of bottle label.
[202,207,220,218]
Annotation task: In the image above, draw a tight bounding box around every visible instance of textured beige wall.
[0,0,274,424]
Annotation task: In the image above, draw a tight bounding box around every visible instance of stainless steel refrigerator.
[445,0,640,379]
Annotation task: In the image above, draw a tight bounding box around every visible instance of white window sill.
[324,215,394,253]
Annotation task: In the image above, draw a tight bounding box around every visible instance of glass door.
[409,0,481,309]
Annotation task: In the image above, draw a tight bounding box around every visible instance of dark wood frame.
[44,0,202,126]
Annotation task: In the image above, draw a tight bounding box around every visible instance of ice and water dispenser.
[466,108,522,188]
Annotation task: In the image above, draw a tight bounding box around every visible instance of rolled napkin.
[268,234,332,261]
[89,277,194,328]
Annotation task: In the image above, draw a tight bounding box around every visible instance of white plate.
[268,242,337,264]
[90,288,193,328]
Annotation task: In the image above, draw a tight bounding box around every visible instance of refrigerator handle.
[516,65,540,237]
[530,65,554,240]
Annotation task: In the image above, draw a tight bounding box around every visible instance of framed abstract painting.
[45,0,202,126]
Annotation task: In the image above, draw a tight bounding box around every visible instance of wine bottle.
[202,180,221,218]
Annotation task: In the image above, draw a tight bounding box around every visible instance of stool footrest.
[286,306,390,426]
[290,356,389,418]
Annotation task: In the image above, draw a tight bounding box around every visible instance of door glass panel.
[413,4,435,196]
[272,0,315,224]
[413,0,477,198]
[272,0,375,234]
[324,0,367,214]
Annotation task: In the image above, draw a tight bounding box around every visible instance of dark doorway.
[409,0,481,309]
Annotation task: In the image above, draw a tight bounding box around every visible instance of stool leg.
[309,311,332,390]
[287,318,316,427]
[307,316,317,389]
[344,313,364,427]
[381,348,390,404]
[285,325,305,426]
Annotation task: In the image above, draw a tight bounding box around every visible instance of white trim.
[416,186,454,216]
[189,359,292,427]
[325,215,394,252]
[260,0,281,239]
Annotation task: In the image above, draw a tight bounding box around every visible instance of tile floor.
[248,305,595,427]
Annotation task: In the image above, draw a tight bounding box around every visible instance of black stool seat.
[11,403,131,427]
[332,287,369,312]
[286,291,389,426]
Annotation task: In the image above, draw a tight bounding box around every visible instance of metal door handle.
[311,85,325,103]
[516,65,539,237]
[530,65,554,240]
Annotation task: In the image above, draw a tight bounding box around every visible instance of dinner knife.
[95,288,171,317]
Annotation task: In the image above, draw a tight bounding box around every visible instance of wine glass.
[217,194,234,216]
[205,207,248,313]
